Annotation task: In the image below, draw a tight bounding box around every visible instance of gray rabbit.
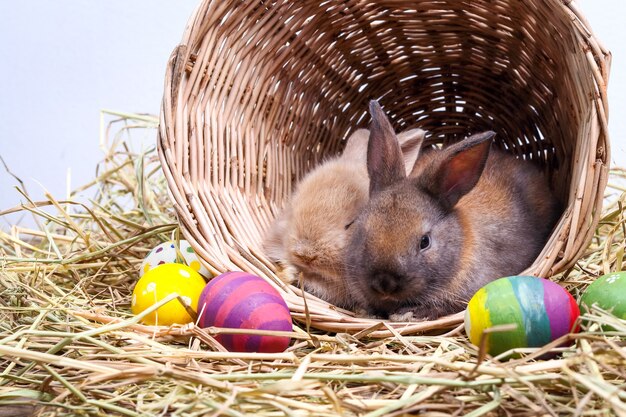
[344,101,561,320]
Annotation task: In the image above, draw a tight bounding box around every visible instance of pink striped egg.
[197,272,292,353]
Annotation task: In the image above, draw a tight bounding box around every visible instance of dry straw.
[0,113,625,415]
[158,0,611,333]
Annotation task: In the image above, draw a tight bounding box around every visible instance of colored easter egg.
[580,271,626,321]
[465,276,579,357]
[141,240,210,278]
[132,263,207,325]
[197,271,293,353]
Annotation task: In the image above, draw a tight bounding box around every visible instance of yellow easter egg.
[131,263,207,325]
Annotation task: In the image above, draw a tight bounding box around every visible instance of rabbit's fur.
[344,101,561,319]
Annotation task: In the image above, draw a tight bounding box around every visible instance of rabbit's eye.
[419,235,431,250]
[344,220,355,230]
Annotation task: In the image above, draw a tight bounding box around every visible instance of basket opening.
[244,3,591,211]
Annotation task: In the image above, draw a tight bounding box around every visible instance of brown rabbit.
[264,127,426,308]
[344,101,561,319]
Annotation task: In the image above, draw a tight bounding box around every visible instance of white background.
[1,1,624,223]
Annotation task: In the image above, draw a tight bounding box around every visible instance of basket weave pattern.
[159,0,610,334]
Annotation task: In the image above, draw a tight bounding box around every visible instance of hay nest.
[158,0,611,333]
[1,113,625,415]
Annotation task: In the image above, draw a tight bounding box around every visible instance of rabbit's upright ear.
[421,131,495,210]
[397,128,426,174]
[367,101,406,196]
[341,129,370,162]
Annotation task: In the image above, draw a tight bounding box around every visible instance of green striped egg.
[465,276,579,356]
[580,271,626,322]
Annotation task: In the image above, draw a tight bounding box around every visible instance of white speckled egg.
[140,240,210,278]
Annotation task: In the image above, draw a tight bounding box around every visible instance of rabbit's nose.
[370,272,401,296]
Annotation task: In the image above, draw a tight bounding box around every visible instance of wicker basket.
[158,0,611,335]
